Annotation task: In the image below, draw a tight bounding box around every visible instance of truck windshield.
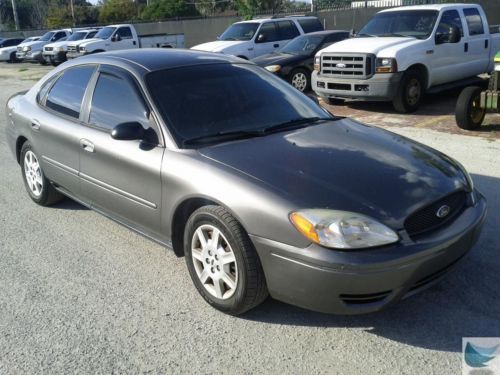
[219,23,259,41]
[280,35,323,55]
[358,10,439,39]
[39,32,56,42]
[95,27,116,40]
[146,63,331,146]
[67,32,86,41]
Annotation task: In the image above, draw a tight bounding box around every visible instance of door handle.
[464,42,468,53]
[80,139,95,153]
[485,39,489,49]
[273,43,279,48]
[31,120,41,131]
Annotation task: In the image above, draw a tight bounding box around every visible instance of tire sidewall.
[290,68,309,92]
[184,210,249,313]
[20,142,49,204]
[396,70,424,113]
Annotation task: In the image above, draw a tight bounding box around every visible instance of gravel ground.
[0,63,499,374]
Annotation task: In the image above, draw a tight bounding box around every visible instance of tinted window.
[464,8,484,35]
[437,10,464,37]
[89,73,149,130]
[146,64,330,146]
[257,22,279,43]
[1,39,20,47]
[53,32,66,41]
[87,31,97,38]
[297,18,324,33]
[117,27,133,39]
[38,74,58,104]
[277,21,300,40]
[280,35,323,56]
[325,32,350,43]
[46,66,95,119]
[220,23,259,41]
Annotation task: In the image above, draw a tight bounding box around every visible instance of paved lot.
[0,62,499,374]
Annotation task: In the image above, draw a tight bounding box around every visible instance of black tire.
[289,68,310,92]
[20,141,63,206]
[327,97,346,105]
[184,205,268,315]
[455,86,486,130]
[9,52,19,63]
[392,69,424,113]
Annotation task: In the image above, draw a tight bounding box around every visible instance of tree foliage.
[98,0,138,24]
[141,0,198,21]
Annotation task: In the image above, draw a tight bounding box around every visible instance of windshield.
[280,35,324,55]
[94,27,116,40]
[67,32,86,41]
[40,32,55,42]
[220,23,259,41]
[358,10,438,39]
[146,64,331,147]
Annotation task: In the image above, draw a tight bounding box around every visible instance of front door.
[79,66,164,236]
[253,22,281,58]
[110,26,136,50]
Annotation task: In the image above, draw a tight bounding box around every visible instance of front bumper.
[66,51,85,60]
[16,50,43,62]
[312,71,402,101]
[42,51,67,64]
[251,193,486,314]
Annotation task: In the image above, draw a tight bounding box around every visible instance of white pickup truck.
[66,24,185,59]
[312,4,500,112]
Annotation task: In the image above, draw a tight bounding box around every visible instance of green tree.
[141,0,198,21]
[98,0,138,23]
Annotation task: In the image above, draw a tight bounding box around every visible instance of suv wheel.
[289,68,309,92]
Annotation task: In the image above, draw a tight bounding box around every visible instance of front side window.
[298,18,324,33]
[437,10,464,37]
[89,73,149,131]
[45,66,95,119]
[117,27,133,39]
[39,32,55,42]
[463,8,484,36]
[86,31,97,39]
[67,32,86,42]
[358,10,438,39]
[277,21,300,40]
[94,27,116,40]
[257,22,279,43]
[146,64,330,146]
[219,23,259,41]
[53,32,66,41]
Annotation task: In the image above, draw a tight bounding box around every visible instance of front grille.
[321,53,374,79]
[405,191,467,238]
[67,45,77,53]
[340,290,392,305]
[44,46,53,52]
[17,46,22,52]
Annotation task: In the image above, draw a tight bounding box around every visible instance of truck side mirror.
[436,25,461,44]
[256,34,266,43]
[112,34,121,42]
[449,25,461,43]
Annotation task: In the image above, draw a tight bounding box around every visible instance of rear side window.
[277,21,300,40]
[87,31,97,39]
[297,18,324,33]
[437,10,464,37]
[117,27,133,39]
[53,31,67,41]
[463,8,484,35]
[257,22,279,43]
[89,73,149,131]
[45,66,95,119]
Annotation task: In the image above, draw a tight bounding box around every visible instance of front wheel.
[184,205,268,315]
[392,69,424,113]
[20,141,63,206]
[9,52,19,63]
[289,68,310,92]
[455,86,486,130]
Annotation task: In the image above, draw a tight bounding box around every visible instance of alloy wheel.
[24,150,43,197]
[291,72,307,92]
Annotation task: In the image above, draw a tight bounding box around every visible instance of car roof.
[71,48,247,74]
[380,3,476,12]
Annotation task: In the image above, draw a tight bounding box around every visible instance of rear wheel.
[184,205,268,315]
[20,141,63,206]
[289,68,310,92]
[392,69,424,113]
[455,86,486,130]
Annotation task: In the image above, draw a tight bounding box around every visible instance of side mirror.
[112,34,121,42]
[449,25,461,43]
[111,122,145,141]
[436,25,461,44]
[256,34,266,43]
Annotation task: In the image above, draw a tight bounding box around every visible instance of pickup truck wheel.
[9,52,19,63]
[455,86,486,130]
[184,205,268,315]
[289,68,309,92]
[393,70,423,113]
[20,141,63,206]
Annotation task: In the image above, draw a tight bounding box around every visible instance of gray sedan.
[5,49,486,315]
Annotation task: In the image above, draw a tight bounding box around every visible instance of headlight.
[265,65,281,73]
[79,46,86,52]
[314,55,320,72]
[375,57,397,73]
[290,209,399,249]
[57,46,65,52]
[22,46,31,52]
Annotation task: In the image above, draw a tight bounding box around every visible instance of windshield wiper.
[259,117,324,134]
[182,129,262,146]
[380,33,411,38]
[356,33,376,37]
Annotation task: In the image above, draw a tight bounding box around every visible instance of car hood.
[44,40,68,49]
[75,38,102,48]
[199,119,468,229]
[252,52,305,67]
[19,40,47,50]
[191,40,248,53]
[320,36,422,55]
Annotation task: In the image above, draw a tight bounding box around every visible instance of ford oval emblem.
[336,63,347,69]
[436,205,451,218]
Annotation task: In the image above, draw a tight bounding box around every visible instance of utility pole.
[310,0,314,13]
[11,0,20,30]
[70,0,75,27]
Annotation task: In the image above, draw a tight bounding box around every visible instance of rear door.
[78,65,164,236]
[276,20,300,49]
[34,65,97,196]
[462,7,491,75]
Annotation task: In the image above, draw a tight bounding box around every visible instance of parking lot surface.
[0,62,499,374]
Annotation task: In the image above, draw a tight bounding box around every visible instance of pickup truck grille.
[67,45,77,53]
[44,47,53,52]
[321,53,374,79]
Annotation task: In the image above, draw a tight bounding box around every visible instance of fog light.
[317,81,325,88]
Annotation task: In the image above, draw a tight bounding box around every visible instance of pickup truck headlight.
[265,65,281,73]
[57,46,65,52]
[22,46,31,52]
[290,209,399,249]
[314,56,320,72]
[79,46,86,52]
[376,58,397,73]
